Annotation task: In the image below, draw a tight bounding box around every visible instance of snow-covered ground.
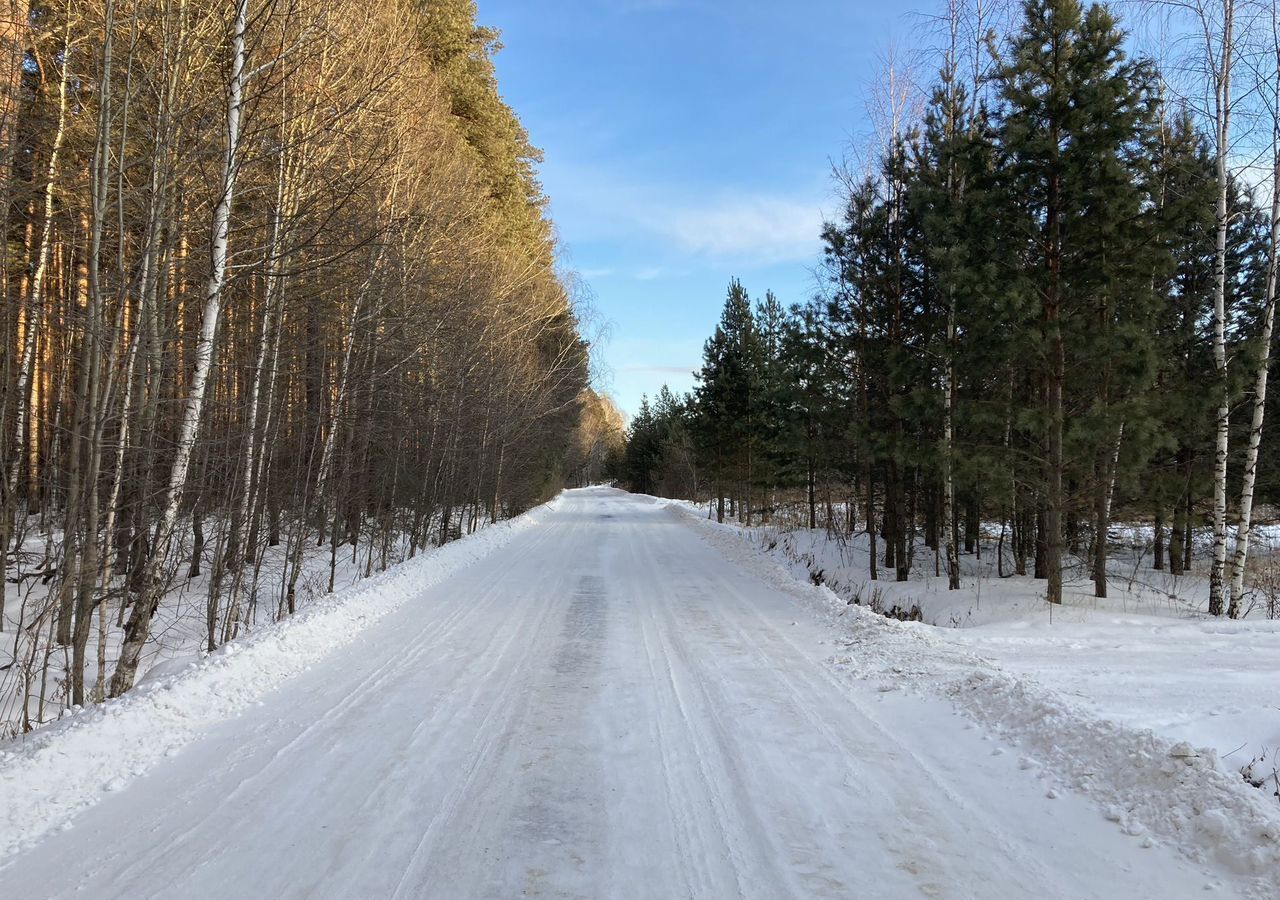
[1,488,1277,898]
[0,499,558,861]
[0,507,494,736]
[670,499,1280,767]
[666,498,1280,891]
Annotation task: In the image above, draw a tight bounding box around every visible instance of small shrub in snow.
[865,586,885,614]
[1244,552,1280,620]
[1241,748,1280,805]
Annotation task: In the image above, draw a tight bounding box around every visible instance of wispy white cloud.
[646,194,824,265]
[632,265,669,281]
[605,335,707,415]
[620,364,697,375]
[575,265,676,282]
[541,156,828,270]
[546,170,825,267]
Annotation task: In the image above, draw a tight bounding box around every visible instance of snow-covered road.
[0,488,1243,898]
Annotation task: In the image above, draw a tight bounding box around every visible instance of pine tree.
[911,55,995,590]
[1147,112,1218,575]
[753,290,788,519]
[777,303,842,530]
[694,279,764,522]
[993,0,1161,602]
[413,0,547,241]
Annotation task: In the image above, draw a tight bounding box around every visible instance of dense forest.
[620,0,1280,620]
[0,0,623,733]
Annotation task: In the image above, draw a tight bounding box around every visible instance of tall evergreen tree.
[695,279,765,522]
[993,0,1161,601]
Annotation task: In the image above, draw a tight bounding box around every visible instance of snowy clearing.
[1,488,1275,898]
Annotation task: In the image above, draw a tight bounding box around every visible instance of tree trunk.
[70,1,118,704]
[1153,506,1165,572]
[1169,500,1184,576]
[941,252,959,589]
[866,470,877,581]
[896,471,911,583]
[2,19,72,632]
[807,454,816,530]
[1045,248,1065,603]
[1093,475,1108,599]
[1227,115,1280,618]
[111,0,249,696]
[1093,422,1123,599]
[883,473,897,572]
[1209,0,1235,617]
[1035,504,1049,582]
[189,505,204,579]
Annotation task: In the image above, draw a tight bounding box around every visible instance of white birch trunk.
[1227,107,1280,618]
[218,138,294,645]
[4,17,71,508]
[69,0,118,705]
[110,0,249,696]
[93,134,168,699]
[2,18,72,633]
[941,1,962,592]
[1209,0,1235,617]
[313,238,390,509]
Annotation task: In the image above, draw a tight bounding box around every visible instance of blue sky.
[476,0,913,417]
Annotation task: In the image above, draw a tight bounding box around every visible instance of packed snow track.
[0,489,1239,898]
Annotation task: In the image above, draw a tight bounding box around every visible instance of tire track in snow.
[628,517,794,900]
[387,520,585,899]
[664,498,1258,900]
[392,511,615,899]
[97,520,570,896]
[682,573,1045,898]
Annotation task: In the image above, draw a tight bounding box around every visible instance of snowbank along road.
[0,488,1250,898]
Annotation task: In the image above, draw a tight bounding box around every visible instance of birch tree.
[1227,0,1280,618]
[2,7,73,631]
[0,0,592,732]
[111,0,249,696]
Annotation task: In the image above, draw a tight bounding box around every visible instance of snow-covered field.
[1,488,1277,899]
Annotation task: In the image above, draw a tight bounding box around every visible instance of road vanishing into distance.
[0,489,1233,899]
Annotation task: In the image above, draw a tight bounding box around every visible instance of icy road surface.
[0,488,1239,899]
